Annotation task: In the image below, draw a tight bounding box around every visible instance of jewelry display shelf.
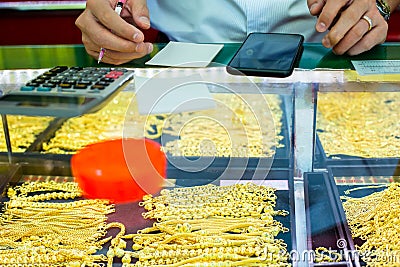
[24,117,68,153]
[328,164,400,267]
[315,134,400,168]
[101,181,295,266]
[304,172,359,266]
[0,161,296,266]
[0,161,71,210]
[0,116,69,161]
[0,96,292,183]
[150,101,291,186]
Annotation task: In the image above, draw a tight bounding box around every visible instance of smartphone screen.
[227,33,304,78]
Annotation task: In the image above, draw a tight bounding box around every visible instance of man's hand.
[75,0,153,65]
[308,0,388,55]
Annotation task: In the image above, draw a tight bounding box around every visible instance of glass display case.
[312,79,400,267]
[0,43,400,267]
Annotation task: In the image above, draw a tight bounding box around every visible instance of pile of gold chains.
[0,115,53,152]
[0,181,290,266]
[341,183,400,266]
[42,92,166,154]
[317,92,400,158]
[0,181,115,267]
[161,94,284,158]
[42,92,283,158]
[109,183,290,267]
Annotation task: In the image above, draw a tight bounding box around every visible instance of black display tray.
[328,164,400,179]
[316,134,400,167]
[304,172,359,266]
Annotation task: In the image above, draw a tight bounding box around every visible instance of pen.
[97,0,126,63]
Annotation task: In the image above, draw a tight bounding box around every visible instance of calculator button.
[68,77,81,81]
[105,70,124,79]
[100,77,114,82]
[59,83,73,88]
[38,74,52,80]
[55,75,68,80]
[37,86,52,92]
[42,71,58,77]
[32,78,46,84]
[84,77,100,82]
[91,84,105,90]
[77,80,92,85]
[111,70,124,75]
[26,82,41,87]
[49,78,62,84]
[91,73,103,78]
[20,86,35,91]
[65,80,77,85]
[74,84,88,89]
[49,66,69,73]
[70,67,83,71]
[95,81,110,86]
[80,69,93,74]
[105,74,118,79]
[42,83,57,88]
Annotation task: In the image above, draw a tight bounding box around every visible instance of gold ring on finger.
[361,15,373,31]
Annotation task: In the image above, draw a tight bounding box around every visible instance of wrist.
[376,0,391,21]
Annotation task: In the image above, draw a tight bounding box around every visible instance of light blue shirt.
[148,0,325,43]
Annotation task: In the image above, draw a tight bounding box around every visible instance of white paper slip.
[352,60,400,76]
[134,74,216,115]
[146,42,224,68]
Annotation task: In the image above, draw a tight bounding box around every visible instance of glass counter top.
[0,42,400,267]
[1,42,400,70]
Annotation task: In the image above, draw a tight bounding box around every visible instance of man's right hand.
[75,0,153,65]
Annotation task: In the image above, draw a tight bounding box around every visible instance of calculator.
[0,66,134,117]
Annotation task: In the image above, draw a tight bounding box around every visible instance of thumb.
[128,0,151,30]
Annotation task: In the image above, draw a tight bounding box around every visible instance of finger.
[81,28,153,65]
[77,8,140,53]
[316,0,353,32]
[124,0,151,30]
[92,43,153,65]
[86,0,145,43]
[346,20,387,55]
[331,12,387,55]
[322,0,372,48]
[308,0,326,16]
[330,17,371,55]
[81,33,97,57]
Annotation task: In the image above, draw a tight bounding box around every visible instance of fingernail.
[136,42,144,52]
[147,43,153,54]
[322,36,331,48]
[310,3,317,13]
[316,22,327,32]
[139,16,150,27]
[133,33,140,42]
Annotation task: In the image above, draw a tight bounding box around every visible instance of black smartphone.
[227,32,304,78]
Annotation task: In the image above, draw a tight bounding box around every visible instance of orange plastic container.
[71,138,166,203]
